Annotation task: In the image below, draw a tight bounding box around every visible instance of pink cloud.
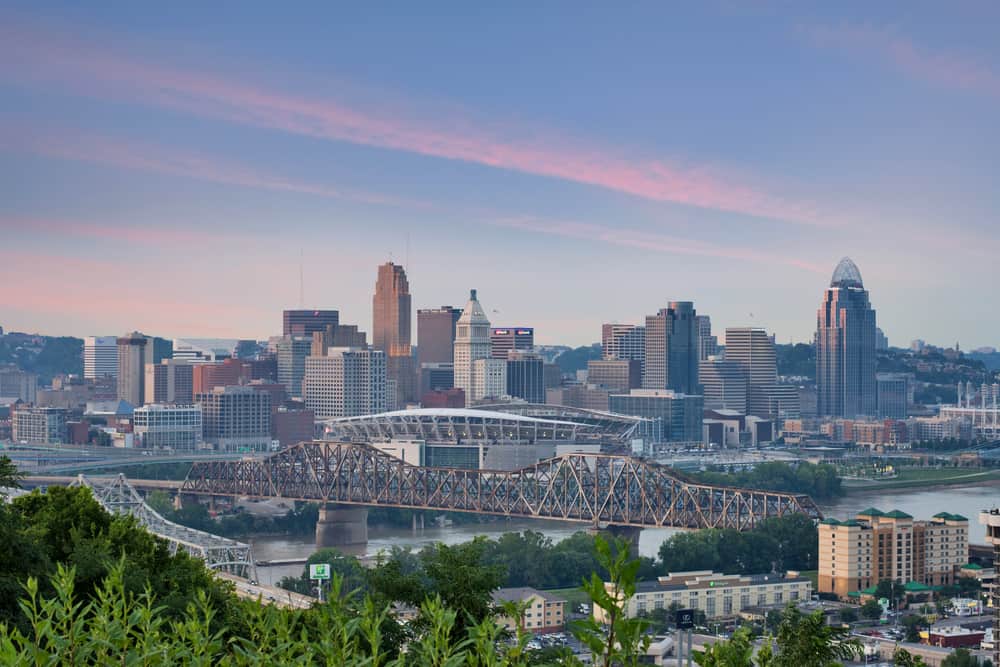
[0,126,429,209]
[491,216,827,273]
[0,17,825,226]
[801,23,1000,99]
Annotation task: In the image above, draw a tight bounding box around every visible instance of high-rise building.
[876,373,911,419]
[419,363,455,396]
[816,258,877,418]
[373,262,416,404]
[696,315,718,361]
[144,360,194,404]
[276,335,313,399]
[283,309,339,337]
[875,327,889,351]
[417,307,462,366]
[303,347,387,419]
[586,359,641,392]
[643,302,699,394]
[311,324,367,357]
[506,351,544,403]
[11,405,67,444]
[491,328,534,360]
[132,404,203,450]
[546,385,611,412]
[454,289,491,406]
[172,338,242,362]
[819,509,968,600]
[724,328,778,418]
[609,389,703,443]
[698,358,747,414]
[83,336,118,379]
[472,358,507,403]
[601,324,645,374]
[192,358,252,395]
[982,510,1000,667]
[116,332,172,406]
[197,385,272,452]
[0,365,37,403]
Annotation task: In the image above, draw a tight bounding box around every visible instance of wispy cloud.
[801,23,1000,99]
[2,217,225,245]
[0,125,430,209]
[0,16,826,226]
[491,216,826,273]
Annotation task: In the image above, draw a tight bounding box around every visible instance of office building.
[303,348,387,419]
[83,336,118,379]
[421,388,466,408]
[132,404,203,450]
[116,333,172,406]
[417,306,462,366]
[876,327,889,351]
[144,360,194,404]
[453,289,492,406]
[816,258,877,417]
[586,359,641,392]
[472,357,507,403]
[506,351,545,403]
[696,315,718,361]
[11,406,67,444]
[492,588,566,633]
[192,358,252,395]
[818,509,969,600]
[724,327,778,418]
[419,362,454,395]
[0,365,37,403]
[276,335,313,399]
[172,338,242,362]
[491,328,534,360]
[643,302,699,394]
[372,262,416,404]
[876,373,911,419]
[698,358,748,414]
[311,324,367,357]
[546,385,610,412]
[197,385,272,452]
[601,324,645,374]
[982,510,1000,667]
[283,309,339,337]
[609,389,703,443]
[272,407,315,448]
[597,570,812,622]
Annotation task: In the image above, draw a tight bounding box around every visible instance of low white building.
[132,404,203,450]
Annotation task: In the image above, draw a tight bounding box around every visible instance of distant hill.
[554,343,602,374]
[776,343,815,379]
[970,351,1000,371]
[0,333,83,384]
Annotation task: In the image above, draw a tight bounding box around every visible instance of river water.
[249,481,1000,586]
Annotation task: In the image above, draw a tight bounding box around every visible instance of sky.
[2,2,998,348]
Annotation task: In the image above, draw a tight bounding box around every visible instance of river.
[248,480,1000,586]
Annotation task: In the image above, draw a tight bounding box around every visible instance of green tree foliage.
[554,344,602,374]
[690,461,842,499]
[941,648,983,667]
[893,648,929,667]
[860,599,883,620]
[695,626,755,666]
[775,343,815,378]
[838,606,857,624]
[658,514,818,574]
[0,455,23,491]
[901,614,928,643]
[762,605,860,667]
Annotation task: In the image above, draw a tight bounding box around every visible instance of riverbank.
[841,467,1000,492]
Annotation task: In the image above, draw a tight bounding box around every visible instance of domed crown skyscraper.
[816,257,877,417]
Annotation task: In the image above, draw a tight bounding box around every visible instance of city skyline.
[2,5,999,348]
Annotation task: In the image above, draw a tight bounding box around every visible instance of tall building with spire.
[816,257,877,418]
[453,289,491,406]
[373,262,416,404]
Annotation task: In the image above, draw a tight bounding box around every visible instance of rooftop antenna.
[299,247,304,308]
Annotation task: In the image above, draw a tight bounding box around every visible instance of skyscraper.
[117,332,172,406]
[724,327,778,418]
[453,289,491,406]
[303,347,387,419]
[698,358,747,414]
[601,324,645,368]
[276,335,313,399]
[373,262,416,404]
[696,315,718,361]
[417,306,462,366]
[816,257,877,418]
[506,351,544,403]
[490,328,534,359]
[283,310,339,337]
[144,359,194,404]
[642,302,699,394]
[83,336,118,379]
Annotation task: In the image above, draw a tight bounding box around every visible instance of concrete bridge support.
[590,524,642,559]
[316,505,368,548]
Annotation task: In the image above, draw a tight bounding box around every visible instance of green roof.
[933,512,969,522]
[847,591,861,598]
[903,581,931,592]
[961,563,983,570]
[856,508,884,517]
[861,586,879,595]
[883,510,913,519]
[840,520,862,527]
[819,518,841,526]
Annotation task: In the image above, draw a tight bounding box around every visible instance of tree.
[764,605,861,667]
[901,614,927,643]
[838,607,857,624]
[861,599,883,621]
[0,455,24,491]
[694,626,754,666]
[893,648,929,666]
[941,648,980,667]
[573,534,651,667]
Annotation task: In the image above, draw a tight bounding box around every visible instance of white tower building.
[453,289,491,406]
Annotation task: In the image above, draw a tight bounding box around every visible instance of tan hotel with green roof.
[818,508,969,600]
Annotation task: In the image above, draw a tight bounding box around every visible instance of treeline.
[147,490,320,538]
[690,461,842,499]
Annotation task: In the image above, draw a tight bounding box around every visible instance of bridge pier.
[590,524,642,559]
[316,505,368,549]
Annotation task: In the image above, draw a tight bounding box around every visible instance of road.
[215,572,315,610]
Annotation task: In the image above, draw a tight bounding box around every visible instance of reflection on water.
[249,480,1000,586]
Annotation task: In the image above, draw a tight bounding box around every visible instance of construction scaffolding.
[75,473,257,581]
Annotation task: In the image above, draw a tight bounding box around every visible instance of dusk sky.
[2,3,998,348]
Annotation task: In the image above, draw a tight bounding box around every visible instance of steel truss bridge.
[182,442,823,530]
[75,474,257,580]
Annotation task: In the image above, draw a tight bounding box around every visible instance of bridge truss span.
[75,474,257,580]
[182,442,822,530]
